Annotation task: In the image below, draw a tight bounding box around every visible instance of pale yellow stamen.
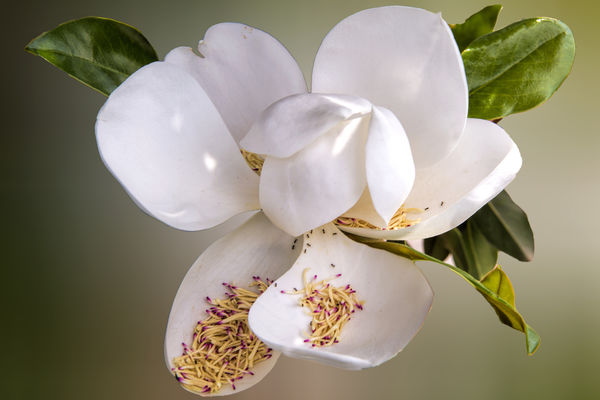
[336,204,424,230]
[171,278,273,394]
[240,149,264,175]
[283,268,363,347]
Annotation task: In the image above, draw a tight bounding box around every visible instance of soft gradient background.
[3,0,598,399]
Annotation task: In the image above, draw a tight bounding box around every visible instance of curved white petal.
[260,116,369,236]
[341,119,522,240]
[342,189,387,228]
[365,106,415,224]
[165,212,301,396]
[165,23,307,143]
[96,62,259,231]
[240,93,371,158]
[312,6,468,168]
[248,223,433,369]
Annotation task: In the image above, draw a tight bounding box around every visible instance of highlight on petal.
[342,119,522,240]
[165,23,307,143]
[259,115,369,236]
[240,93,372,158]
[364,106,415,224]
[312,6,468,168]
[96,62,260,231]
[165,212,302,396]
[248,223,433,369]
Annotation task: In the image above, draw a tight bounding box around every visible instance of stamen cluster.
[240,149,264,175]
[172,277,273,394]
[336,205,423,230]
[283,268,364,347]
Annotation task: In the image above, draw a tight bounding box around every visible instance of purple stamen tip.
[336,273,342,277]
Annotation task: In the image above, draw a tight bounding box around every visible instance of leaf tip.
[525,325,541,355]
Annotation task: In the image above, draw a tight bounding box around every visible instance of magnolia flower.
[94,6,521,396]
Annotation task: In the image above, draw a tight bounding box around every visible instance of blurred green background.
[3,0,598,399]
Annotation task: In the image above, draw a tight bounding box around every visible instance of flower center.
[171,277,273,394]
[241,149,264,175]
[336,205,423,230]
[240,148,422,231]
[282,268,363,347]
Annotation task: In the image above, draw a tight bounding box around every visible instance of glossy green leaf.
[472,190,534,261]
[345,235,540,355]
[26,17,158,96]
[463,17,575,119]
[450,4,503,52]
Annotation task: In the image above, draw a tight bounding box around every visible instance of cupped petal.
[259,116,369,236]
[341,119,522,240]
[312,6,468,168]
[248,223,433,369]
[96,62,259,231]
[165,23,307,143]
[240,93,371,158]
[165,212,301,396]
[365,106,415,224]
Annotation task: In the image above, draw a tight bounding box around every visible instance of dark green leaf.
[463,17,575,119]
[26,17,158,96]
[441,222,498,279]
[450,4,503,52]
[424,235,450,261]
[346,236,540,355]
[472,190,534,261]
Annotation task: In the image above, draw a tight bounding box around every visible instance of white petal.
[312,6,468,168]
[365,106,415,224]
[259,116,369,236]
[240,93,371,158]
[248,223,433,369]
[96,62,259,231]
[341,119,522,240]
[342,189,387,228]
[165,212,301,396]
[165,23,307,143]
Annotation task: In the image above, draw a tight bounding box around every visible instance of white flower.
[95,6,521,395]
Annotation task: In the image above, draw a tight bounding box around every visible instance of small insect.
[322,229,326,234]
[306,243,311,247]
[330,263,336,268]
[424,207,429,211]
[440,201,445,206]
[304,249,307,253]
[274,282,278,287]
[292,245,295,250]
[332,232,337,236]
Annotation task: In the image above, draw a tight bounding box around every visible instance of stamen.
[284,268,363,347]
[172,278,273,394]
[240,149,264,175]
[336,204,423,230]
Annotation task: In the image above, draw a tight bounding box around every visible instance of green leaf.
[439,222,498,279]
[345,235,540,355]
[463,17,575,119]
[478,267,540,354]
[423,235,450,261]
[471,190,534,261]
[26,17,158,96]
[450,4,503,52]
